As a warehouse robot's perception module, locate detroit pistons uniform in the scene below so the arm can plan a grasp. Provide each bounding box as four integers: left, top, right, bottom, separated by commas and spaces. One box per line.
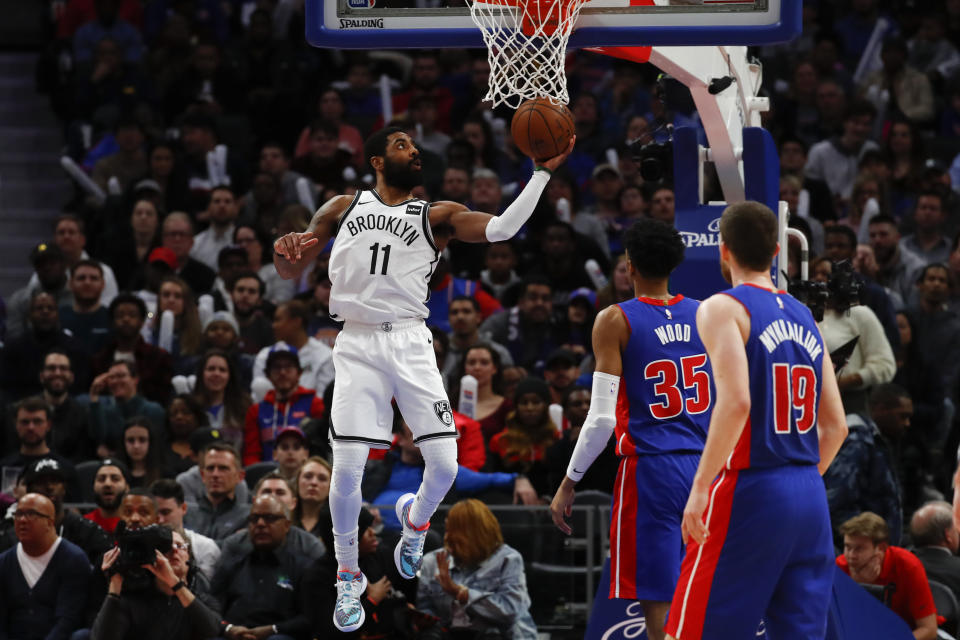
327, 190, 458, 447
609, 295, 712, 601
665, 284, 834, 640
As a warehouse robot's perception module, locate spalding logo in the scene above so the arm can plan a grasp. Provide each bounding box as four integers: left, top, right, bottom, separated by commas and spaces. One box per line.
347, 0, 375, 8
680, 217, 721, 248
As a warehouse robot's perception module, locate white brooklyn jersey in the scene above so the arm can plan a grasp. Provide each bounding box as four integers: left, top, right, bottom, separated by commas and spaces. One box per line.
328, 190, 440, 323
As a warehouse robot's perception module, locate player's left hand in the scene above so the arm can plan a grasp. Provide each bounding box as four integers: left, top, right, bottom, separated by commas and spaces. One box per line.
681, 486, 710, 546
535, 136, 576, 173
550, 481, 576, 535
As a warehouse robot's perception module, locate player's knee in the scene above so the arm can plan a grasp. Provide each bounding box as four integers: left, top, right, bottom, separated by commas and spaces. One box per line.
420, 439, 459, 485
330, 441, 369, 492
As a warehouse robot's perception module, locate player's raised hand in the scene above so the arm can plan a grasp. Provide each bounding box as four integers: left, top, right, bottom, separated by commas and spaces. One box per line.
681, 486, 710, 546
273, 232, 319, 263
550, 478, 577, 535
536, 136, 576, 173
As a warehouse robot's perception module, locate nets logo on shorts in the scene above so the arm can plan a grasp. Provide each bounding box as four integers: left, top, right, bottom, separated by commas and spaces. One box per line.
433, 400, 454, 426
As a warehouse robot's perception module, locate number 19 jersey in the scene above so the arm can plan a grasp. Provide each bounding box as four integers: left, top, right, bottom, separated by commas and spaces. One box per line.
722, 283, 824, 470
615, 295, 712, 456
328, 190, 440, 324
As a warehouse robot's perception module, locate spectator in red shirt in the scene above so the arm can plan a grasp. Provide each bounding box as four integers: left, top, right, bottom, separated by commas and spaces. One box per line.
836, 511, 938, 640
83, 459, 131, 534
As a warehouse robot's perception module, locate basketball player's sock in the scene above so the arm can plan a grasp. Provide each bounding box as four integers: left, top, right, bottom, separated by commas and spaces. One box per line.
330, 440, 370, 572
408, 437, 458, 529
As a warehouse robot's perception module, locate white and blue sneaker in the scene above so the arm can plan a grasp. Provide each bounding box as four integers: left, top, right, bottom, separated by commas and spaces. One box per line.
394, 492, 429, 579
333, 569, 367, 632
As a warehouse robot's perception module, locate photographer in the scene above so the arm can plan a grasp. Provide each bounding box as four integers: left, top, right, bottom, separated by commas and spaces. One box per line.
810, 257, 896, 414
92, 528, 221, 640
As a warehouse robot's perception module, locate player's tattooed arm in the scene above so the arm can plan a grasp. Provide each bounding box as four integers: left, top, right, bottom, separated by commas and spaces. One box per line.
429, 201, 494, 243
273, 194, 353, 280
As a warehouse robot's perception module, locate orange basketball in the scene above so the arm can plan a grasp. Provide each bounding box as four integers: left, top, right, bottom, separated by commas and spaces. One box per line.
511, 98, 575, 162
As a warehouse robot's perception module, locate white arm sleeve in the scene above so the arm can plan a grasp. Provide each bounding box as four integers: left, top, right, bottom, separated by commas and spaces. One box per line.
484, 169, 551, 242
566, 371, 620, 483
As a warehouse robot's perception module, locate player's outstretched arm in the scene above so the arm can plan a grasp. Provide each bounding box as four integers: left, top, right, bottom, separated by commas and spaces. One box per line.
430, 137, 575, 244
815, 341, 848, 475
682, 294, 751, 545
550, 305, 626, 535
273, 194, 352, 280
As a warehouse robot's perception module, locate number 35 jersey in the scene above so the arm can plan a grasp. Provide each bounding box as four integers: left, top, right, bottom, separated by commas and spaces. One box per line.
328, 190, 440, 324
615, 295, 712, 457
721, 284, 825, 470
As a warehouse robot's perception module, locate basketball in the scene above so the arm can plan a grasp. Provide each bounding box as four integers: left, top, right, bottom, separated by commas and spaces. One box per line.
511, 98, 575, 162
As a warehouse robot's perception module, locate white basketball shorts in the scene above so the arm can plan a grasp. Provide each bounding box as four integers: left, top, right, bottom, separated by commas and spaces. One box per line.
330, 319, 459, 448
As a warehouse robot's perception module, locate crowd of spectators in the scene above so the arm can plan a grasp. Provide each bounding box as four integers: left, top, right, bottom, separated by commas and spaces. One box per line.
3, 0, 960, 636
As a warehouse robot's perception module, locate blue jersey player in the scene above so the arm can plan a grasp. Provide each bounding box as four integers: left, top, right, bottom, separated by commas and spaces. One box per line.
551, 218, 713, 640
665, 202, 847, 640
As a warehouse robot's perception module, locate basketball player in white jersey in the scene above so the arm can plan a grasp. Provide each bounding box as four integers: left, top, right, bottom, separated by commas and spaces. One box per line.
274, 126, 573, 632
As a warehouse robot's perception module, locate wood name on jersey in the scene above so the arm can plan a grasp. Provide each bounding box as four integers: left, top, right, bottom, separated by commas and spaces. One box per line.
342, 210, 422, 247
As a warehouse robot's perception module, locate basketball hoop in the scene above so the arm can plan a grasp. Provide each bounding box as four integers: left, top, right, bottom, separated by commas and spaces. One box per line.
469, 0, 588, 108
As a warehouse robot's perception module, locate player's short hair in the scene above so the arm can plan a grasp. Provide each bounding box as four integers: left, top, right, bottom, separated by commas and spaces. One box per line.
72, 259, 103, 277
718, 201, 779, 272
839, 512, 889, 545
449, 295, 480, 314
109, 293, 148, 321
149, 478, 185, 505
824, 225, 857, 250
364, 126, 405, 169
622, 218, 685, 279
867, 383, 910, 411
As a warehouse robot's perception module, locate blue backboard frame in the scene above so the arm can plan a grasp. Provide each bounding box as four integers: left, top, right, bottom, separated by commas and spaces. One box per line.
306, 0, 800, 49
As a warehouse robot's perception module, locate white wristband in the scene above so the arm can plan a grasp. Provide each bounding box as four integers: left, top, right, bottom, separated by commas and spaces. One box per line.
566, 371, 620, 482
484, 169, 551, 242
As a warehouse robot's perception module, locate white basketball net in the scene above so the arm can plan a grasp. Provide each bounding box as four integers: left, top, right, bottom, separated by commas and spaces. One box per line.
468, 0, 588, 109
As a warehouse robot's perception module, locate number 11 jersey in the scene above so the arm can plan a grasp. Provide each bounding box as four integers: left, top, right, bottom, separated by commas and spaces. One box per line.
328, 190, 441, 324
721, 283, 825, 470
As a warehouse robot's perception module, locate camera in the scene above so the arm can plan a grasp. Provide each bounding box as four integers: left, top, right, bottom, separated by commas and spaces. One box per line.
788, 260, 863, 322
633, 140, 673, 183
115, 522, 173, 575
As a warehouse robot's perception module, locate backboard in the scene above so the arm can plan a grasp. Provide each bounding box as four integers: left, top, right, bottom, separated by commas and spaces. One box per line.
307, 0, 800, 49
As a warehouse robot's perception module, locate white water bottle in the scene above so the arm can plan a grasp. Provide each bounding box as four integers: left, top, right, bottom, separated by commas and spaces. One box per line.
585, 259, 608, 289
158, 310, 175, 353
549, 403, 564, 434
556, 197, 571, 223
458, 375, 478, 420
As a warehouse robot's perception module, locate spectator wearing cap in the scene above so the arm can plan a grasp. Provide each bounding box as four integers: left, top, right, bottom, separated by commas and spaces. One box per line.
0, 291, 90, 400
175, 313, 255, 391
84, 459, 131, 534
35, 349, 96, 462
252, 300, 334, 401
229, 270, 275, 355
191, 186, 239, 271
244, 350, 324, 466
0, 458, 112, 566
60, 259, 113, 356
184, 442, 251, 544
858, 36, 934, 125
91, 117, 148, 194
139, 247, 179, 316
487, 378, 560, 498
0, 493, 92, 640
444, 295, 513, 378
91, 293, 175, 405
900, 191, 951, 265
564, 287, 596, 357
6, 242, 72, 341
28, 215, 119, 308
542, 348, 582, 406
150, 478, 221, 580
587, 163, 624, 247
211, 495, 314, 640
0, 397, 81, 502
89, 361, 166, 454
161, 213, 216, 296
272, 427, 311, 482
210, 244, 248, 313
175, 427, 251, 505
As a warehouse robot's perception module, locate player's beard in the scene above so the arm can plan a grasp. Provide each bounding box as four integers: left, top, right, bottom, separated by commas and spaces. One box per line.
383, 156, 423, 191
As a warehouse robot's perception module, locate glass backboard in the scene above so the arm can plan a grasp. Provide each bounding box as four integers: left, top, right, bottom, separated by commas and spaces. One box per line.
307, 0, 799, 49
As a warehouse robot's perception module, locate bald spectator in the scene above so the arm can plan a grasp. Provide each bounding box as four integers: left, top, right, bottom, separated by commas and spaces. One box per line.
191, 186, 239, 271
183, 443, 250, 544
212, 495, 316, 640
0, 493, 92, 640
910, 501, 960, 602
161, 213, 216, 295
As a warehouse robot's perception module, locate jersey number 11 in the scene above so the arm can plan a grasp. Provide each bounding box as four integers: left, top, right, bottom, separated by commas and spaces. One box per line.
369, 243, 392, 275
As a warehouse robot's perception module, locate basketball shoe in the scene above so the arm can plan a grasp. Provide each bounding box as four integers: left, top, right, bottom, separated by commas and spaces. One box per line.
394, 492, 429, 579
333, 569, 367, 632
